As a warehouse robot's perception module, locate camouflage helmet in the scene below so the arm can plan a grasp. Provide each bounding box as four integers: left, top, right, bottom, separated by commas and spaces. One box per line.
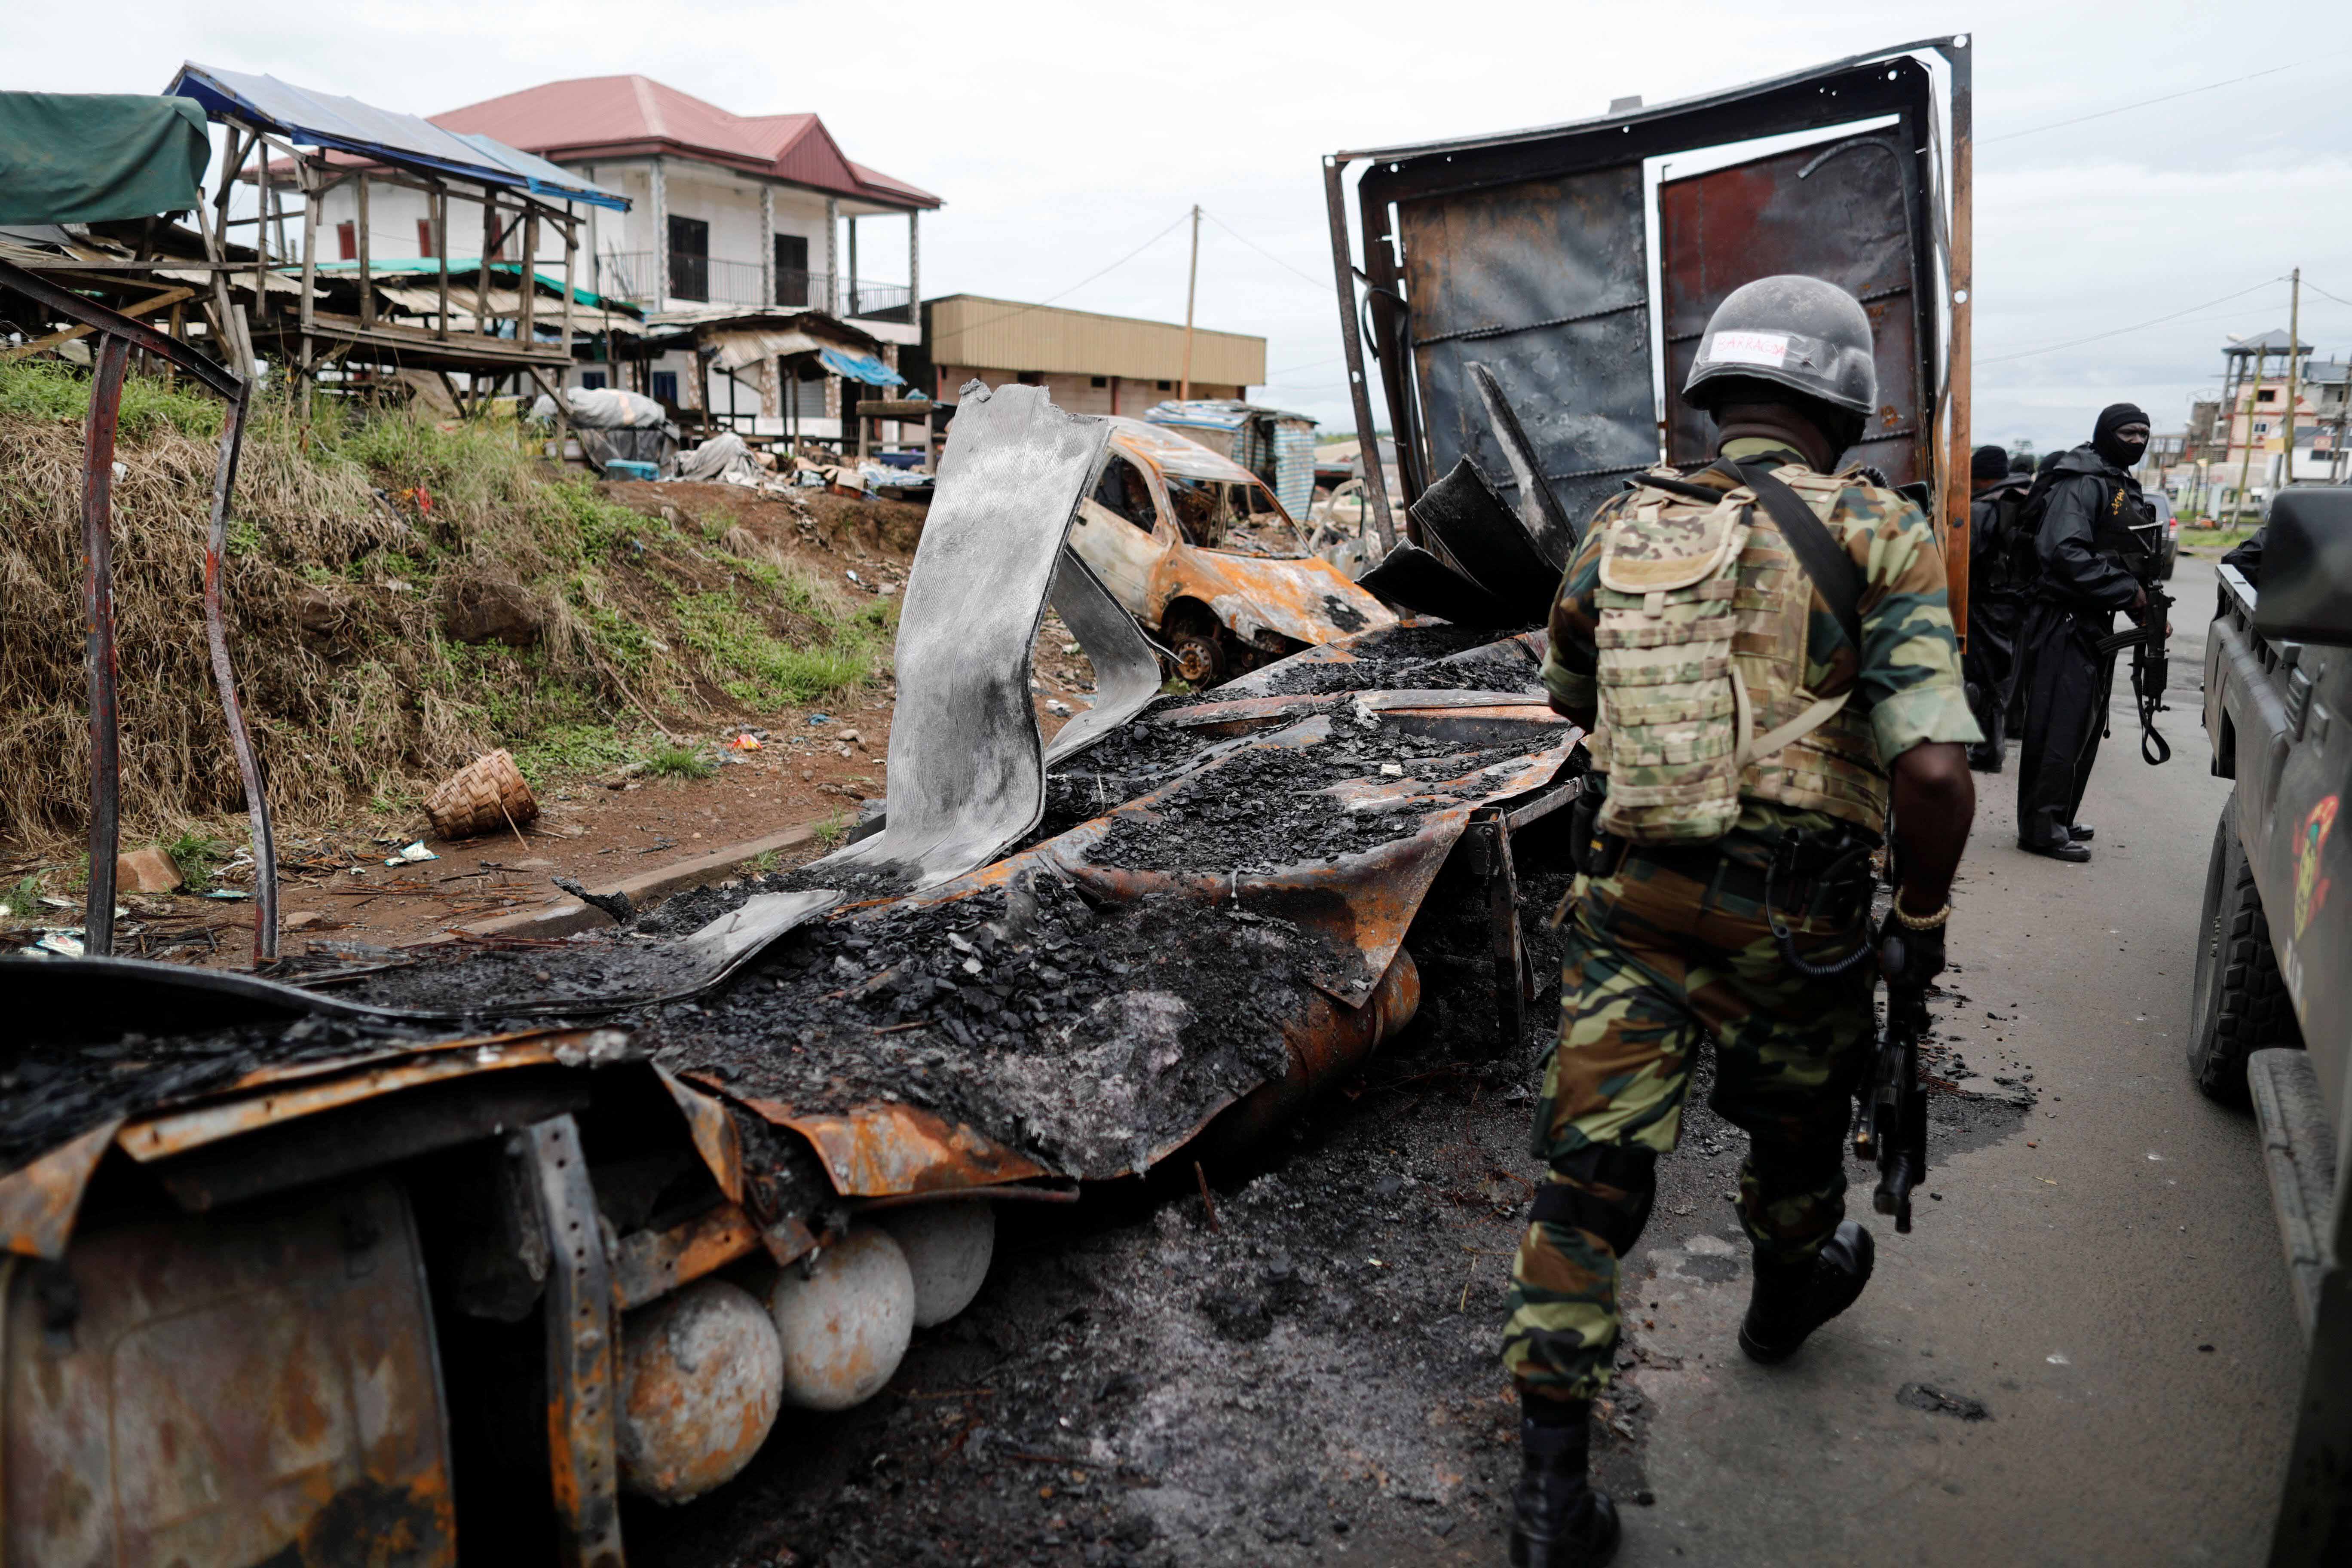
1682, 275, 1877, 419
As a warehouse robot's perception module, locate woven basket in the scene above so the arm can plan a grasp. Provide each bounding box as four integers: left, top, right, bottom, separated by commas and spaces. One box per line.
425, 748, 540, 841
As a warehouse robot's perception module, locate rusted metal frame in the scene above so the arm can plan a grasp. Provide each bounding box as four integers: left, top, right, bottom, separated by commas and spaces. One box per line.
527, 1114, 628, 1568
1468, 805, 1534, 1056
202, 383, 279, 960
1322, 156, 1396, 553
0, 259, 242, 398
1936, 36, 1974, 646
80, 335, 130, 955
0, 284, 194, 363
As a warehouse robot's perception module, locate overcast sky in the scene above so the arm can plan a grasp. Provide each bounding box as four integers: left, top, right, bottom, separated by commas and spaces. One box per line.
13, 0, 2351, 455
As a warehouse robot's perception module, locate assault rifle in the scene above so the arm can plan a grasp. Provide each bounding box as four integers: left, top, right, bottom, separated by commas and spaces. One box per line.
1856, 928, 1930, 1233
2096, 586, 2174, 766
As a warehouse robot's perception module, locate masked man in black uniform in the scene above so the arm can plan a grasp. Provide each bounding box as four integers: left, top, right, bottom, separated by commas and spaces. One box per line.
1963, 445, 2034, 770
2013, 404, 2156, 861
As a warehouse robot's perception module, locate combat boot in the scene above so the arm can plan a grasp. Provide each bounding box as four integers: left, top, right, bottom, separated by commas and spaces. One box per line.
1508, 1405, 1620, 1567
1738, 1221, 1875, 1364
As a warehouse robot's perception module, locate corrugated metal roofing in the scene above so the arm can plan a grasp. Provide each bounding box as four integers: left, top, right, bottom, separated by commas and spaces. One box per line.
927, 296, 1264, 386
432, 76, 940, 210
169, 63, 628, 210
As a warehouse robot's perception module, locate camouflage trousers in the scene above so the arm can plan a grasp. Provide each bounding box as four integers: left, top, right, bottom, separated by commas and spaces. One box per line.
1501, 844, 1877, 1405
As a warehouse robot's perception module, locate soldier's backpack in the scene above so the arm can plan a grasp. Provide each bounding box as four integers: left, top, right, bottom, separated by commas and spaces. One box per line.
1589, 461, 1867, 844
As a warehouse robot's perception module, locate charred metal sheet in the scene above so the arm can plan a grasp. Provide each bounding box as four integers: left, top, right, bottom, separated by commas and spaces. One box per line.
656, 1066, 745, 1205
1396, 161, 1656, 527
1, 1179, 457, 1568
528, 1115, 628, 1568
806, 382, 1109, 895
719, 1094, 1053, 1200
115, 1030, 622, 1164
1660, 134, 1926, 483
150, 1069, 593, 1214
1360, 543, 1520, 627
0, 1117, 122, 1260
1043, 547, 1163, 767
614, 1203, 765, 1311
9, 952, 380, 1042
1407, 457, 1559, 624
1151, 547, 1390, 649
1468, 361, 1577, 564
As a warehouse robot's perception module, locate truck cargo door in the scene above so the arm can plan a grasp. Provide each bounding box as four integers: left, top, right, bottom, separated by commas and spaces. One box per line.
1659, 135, 1929, 485
1395, 163, 1659, 533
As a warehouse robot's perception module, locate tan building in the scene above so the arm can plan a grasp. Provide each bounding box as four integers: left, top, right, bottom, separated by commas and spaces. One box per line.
910, 294, 1264, 413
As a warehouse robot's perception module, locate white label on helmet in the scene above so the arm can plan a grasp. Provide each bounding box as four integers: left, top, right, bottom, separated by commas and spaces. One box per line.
1705, 330, 1791, 368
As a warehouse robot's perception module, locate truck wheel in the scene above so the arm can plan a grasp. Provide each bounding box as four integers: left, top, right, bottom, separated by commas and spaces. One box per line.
1161, 604, 1226, 687
2187, 790, 2303, 1106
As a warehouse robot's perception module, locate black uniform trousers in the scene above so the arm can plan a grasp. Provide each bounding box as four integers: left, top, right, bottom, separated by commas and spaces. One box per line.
1963, 590, 2027, 763
2014, 601, 2114, 849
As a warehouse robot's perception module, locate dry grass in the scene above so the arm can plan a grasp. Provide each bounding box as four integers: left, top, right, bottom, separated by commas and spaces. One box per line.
0, 362, 898, 856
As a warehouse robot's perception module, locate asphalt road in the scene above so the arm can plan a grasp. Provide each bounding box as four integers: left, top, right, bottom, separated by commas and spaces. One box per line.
1617, 556, 2307, 1566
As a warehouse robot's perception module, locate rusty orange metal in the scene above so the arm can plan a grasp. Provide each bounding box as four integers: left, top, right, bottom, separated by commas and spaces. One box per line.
655, 1065, 745, 1204
613, 1203, 766, 1311
113, 1029, 624, 1164
712, 1093, 1052, 1199
0, 1116, 125, 1260
2, 1179, 456, 1567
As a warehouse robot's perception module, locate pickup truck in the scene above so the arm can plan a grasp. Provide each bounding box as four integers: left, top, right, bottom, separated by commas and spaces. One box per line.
2196, 487, 2352, 1564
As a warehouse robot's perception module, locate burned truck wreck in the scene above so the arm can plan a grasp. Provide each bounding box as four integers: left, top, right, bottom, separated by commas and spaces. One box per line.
1, 381, 1584, 1567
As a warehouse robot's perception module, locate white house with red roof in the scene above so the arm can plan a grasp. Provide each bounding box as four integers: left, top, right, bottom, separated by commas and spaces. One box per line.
306, 74, 938, 428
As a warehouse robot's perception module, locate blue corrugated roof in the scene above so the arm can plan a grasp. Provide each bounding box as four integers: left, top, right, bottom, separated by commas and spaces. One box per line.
167, 63, 629, 211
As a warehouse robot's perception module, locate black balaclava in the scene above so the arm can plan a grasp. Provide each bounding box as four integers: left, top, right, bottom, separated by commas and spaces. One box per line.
2093, 402, 2150, 468
2009, 452, 2035, 475
1972, 444, 2009, 483
2036, 449, 2065, 477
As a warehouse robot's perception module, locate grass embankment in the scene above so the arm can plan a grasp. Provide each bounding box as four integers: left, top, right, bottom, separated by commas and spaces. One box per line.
0, 361, 895, 855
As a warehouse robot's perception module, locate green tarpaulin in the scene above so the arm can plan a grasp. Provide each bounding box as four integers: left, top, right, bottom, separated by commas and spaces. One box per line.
0, 93, 209, 225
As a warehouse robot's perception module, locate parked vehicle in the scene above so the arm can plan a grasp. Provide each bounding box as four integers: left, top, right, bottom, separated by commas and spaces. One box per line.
1069, 417, 1396, 685
2196, 487, 2352, 1564
2150, 490, 2179, 579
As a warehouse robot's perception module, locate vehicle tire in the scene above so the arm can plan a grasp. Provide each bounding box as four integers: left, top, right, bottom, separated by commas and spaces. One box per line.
1162, 604, 1226, 687
2187, 790, 2303, 1106
2163, 543, 2178, 581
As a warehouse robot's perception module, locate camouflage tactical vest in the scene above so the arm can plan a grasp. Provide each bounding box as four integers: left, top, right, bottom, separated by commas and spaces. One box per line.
1588, 464, 1890, 842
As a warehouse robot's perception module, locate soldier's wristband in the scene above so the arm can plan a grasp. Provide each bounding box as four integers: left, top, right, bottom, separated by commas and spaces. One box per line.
1892, 898, 1951, 931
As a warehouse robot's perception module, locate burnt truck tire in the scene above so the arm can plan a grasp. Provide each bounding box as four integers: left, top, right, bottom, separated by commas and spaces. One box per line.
2188, 790, 2304, 1106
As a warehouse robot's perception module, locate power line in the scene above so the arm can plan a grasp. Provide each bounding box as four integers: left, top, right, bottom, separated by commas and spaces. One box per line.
1982, 52, 2352, 144
928, 210, 1194, 349
2304, 279, 2352, 311
1976, 278, 2289, 365
1199, 210, 1332, 292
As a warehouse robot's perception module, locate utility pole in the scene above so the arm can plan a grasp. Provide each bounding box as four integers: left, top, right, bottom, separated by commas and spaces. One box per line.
2285, 267, 2302, 486
1179, 204, 1200, 402
2233, 343, 2266, 526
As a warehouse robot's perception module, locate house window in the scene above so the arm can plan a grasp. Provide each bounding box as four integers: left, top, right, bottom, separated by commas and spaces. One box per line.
1156, 380, 1172, 391
337, 221, 356, 261
1016, 371, 1043, 386
652, 370, 679, 404
416, 217, 438, 258
580, 370, 608, 390
1090, 376, 1108, 388
2257, 389, 2277, 403
668, 215, 710, 302
2255, 421, 2270, 435
774, 233, 810, 306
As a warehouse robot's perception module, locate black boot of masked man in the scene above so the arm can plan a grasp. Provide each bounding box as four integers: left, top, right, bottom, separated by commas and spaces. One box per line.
1503, 274, 1977, 1564
2014, 404, 2155, 861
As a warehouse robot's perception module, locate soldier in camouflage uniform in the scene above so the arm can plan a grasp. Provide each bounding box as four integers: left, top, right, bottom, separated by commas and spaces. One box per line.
1500, 277, 1981, 1567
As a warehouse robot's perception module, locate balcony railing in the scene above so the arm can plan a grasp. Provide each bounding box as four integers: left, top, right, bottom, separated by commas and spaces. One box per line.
593, 251, 911, 322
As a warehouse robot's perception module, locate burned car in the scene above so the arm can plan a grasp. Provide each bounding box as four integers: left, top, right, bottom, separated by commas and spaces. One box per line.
1070, 416, 1395, 684
2, 382, 1574, 1567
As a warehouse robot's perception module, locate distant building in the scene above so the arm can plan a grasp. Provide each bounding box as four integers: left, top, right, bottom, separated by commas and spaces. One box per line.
908, 296, 1264, 413
2159, 330, 2339, 516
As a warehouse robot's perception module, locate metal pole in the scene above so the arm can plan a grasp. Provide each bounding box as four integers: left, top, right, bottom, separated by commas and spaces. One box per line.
80, 335, 130, 956
200, 384, 276, 962
2235, 346, 2266, 525
1179, 204, 1200, 402
2285, 268, 2302, 486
